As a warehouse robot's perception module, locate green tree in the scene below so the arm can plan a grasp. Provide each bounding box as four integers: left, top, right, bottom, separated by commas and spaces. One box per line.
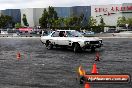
63, 16, 82, 27
63, 17, 71, 27
39, 9, 48, 28
48, 6, 59, 28
0, 14, 12, 28
79, 13, 84, 25
39, 6, 58, 28
15, 23, 22, 29
79, 13, 84, 21
99, 17, 105, 26
22, 14, 29, 27
69, 14, 85, 27
88, 16, 97, 26
67, 16, 77, 26
117, 16, 126, 26
52, 17, 64, 27
126, 18, 132, 27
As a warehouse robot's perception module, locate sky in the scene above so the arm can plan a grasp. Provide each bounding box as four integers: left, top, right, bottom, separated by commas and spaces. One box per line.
0, 0, 132, 10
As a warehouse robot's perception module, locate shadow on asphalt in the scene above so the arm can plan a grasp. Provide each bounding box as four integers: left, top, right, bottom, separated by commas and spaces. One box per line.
48, 47, 105, 54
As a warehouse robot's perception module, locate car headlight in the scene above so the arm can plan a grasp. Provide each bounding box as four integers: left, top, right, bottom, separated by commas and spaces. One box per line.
84, 41, 90, 45
99, 40, 102, 43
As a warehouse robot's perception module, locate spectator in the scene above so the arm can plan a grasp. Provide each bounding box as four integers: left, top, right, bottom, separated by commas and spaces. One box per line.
59, 31, 66, 37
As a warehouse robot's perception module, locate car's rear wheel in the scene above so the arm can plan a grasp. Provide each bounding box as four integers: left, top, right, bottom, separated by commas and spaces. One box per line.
46, 41, 53, 50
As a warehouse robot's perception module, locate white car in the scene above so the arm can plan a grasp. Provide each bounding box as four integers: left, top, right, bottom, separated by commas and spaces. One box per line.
41, 30, 103, 52
1, 30, 8, 34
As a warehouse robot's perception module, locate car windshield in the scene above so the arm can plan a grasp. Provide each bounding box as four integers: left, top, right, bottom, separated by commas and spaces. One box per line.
66, 31, 83, 37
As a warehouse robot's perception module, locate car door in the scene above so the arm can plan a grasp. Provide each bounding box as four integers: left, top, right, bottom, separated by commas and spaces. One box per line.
51, 31, 60, 45
57, 31, 69, 45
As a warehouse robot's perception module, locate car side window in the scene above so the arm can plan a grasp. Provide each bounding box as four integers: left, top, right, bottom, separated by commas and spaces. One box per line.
66, 31, 73, 37
52, 31, 59, 37
59, 31, 66, 37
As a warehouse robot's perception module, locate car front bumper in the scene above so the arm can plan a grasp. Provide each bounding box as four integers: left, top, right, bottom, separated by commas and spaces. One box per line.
82, 43, 103, 49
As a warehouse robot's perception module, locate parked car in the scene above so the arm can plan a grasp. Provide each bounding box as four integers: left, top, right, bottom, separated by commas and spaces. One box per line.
41, 30, 103, 52
30, 31, 37, 34
42, 30, 52, 36
82, 31, 95, 36
1, 29, 8, 34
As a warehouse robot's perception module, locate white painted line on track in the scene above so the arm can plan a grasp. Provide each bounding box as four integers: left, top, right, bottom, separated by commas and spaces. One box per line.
99, 37, 132, 38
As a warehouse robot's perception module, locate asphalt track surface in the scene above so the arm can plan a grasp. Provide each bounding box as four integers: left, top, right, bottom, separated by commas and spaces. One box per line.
0, 37, 132, 88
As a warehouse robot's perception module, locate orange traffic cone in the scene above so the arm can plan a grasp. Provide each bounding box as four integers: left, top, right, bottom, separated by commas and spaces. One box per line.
84, 83, 90, 88
95, 52, 100, 61
78, 65, 86, 76
17, 52, 21, 60
91, 63, 98, 74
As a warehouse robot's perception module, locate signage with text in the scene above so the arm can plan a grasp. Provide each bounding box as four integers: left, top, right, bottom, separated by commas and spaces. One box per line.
95, 6, 132, 13
84, 74, 131, 83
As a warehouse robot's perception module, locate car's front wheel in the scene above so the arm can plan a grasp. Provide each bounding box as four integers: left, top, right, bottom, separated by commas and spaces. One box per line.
46, 41, 53, 50
73, 43, 82, 53
91, 47, 96, 52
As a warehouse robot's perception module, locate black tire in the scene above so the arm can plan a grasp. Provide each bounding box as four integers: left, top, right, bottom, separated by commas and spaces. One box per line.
79, 76, 86, 84
73, 43, 81, 53
46, 41, 53, 50
91, 47, 96, 52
